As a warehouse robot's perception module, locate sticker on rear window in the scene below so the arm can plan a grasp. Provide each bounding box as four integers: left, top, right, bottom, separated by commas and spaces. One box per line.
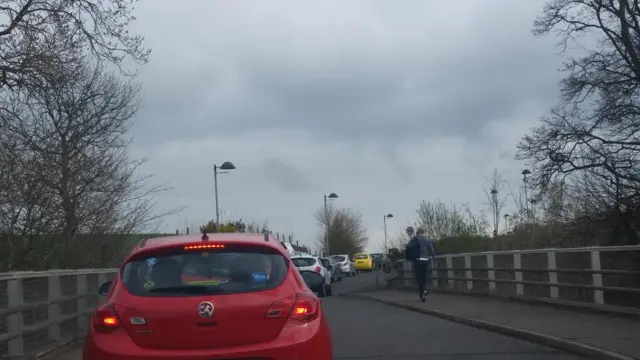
146, 257, 156, 267
252, 272, 267, 283
144, 280, 155, 290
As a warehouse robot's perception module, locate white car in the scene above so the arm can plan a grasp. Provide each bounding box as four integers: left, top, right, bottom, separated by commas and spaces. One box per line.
331, 254, 357, 276
291, 255, 332, 295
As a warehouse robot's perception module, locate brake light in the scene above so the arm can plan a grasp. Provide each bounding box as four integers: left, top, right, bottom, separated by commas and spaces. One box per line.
265, 294, 319, 322
103, 316, 118, 326
93, 304, 121, 333
291, 293, 319, 322
93, 303, 147, 333
314, 266, 321, 273
184, 244, 225, 250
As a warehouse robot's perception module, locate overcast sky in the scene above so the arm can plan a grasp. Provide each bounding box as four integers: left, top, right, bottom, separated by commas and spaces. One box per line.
126, 0, 565, 252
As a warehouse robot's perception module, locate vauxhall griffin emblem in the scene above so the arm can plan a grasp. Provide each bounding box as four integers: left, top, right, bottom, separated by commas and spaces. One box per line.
197, 301, 214, 318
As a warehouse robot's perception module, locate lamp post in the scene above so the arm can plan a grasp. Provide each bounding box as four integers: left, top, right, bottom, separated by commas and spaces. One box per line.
530, 198, 538, 244
521, 169, 531, 222
383, 213, 394, 253
323, 193, 338, 256
214, 161, 236, 227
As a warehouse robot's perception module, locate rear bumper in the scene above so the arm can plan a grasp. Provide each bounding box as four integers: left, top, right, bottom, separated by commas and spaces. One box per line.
339, 264, 351, 273
354, 263, 372, 270
83, 315, 332, 360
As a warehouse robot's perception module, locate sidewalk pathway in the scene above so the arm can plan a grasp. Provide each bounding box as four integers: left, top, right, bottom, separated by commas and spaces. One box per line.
41, 342, 82, 360
343, 290, 640, 360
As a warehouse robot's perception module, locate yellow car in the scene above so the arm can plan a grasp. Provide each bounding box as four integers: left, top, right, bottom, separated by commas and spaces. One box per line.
353, 253, 374, 271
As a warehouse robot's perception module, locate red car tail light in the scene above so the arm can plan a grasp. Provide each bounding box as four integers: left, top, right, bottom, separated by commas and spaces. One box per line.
265, 297, 295, 319
314, 266, 321, 273
291, 293, 319, 322
265, 293, 319, 322
93, 303, 147, 333
93, 304, 121, 333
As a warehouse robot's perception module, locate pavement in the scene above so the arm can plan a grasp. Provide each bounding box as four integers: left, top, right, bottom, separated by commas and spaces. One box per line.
41, 271, 631, 360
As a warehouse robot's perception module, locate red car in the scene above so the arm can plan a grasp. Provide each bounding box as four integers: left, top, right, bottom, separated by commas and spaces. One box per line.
83, 232, 333, 360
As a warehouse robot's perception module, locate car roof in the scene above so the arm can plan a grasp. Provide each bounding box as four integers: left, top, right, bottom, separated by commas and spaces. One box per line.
131, 233, 285, 254
354, 252, 370, 255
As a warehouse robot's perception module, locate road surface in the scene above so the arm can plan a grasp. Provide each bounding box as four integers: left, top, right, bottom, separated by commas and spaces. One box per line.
328, 272, 584, 359
50, 271, 585, 360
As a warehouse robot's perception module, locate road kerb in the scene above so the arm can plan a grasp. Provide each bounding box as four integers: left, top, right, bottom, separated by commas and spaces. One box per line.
340, 293, 636, 360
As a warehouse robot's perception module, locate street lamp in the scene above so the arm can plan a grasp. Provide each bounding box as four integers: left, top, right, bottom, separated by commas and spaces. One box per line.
323, 192, 339, 256
214, 161, 236, 227
490, 189, 498, 236
383, 213, 394, 253
521, 169, 531, 222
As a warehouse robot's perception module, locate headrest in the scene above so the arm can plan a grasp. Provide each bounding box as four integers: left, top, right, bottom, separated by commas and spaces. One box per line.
229, 254, 265, 283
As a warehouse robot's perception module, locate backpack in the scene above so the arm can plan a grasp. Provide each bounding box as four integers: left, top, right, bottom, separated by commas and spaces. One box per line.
404, 237, 418, 261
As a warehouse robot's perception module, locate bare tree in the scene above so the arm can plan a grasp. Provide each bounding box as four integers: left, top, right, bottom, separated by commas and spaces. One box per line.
416, 200, 487, 240
0, 0, 150, 90
0, 59, 179, 268
507, 179, 531, 227
483, 169, 508, 237
516, 0, 640, 244
315, 205, 368, 255
519, 0, 640, 197
387, 227, 415, 250
0, 138, 62, 270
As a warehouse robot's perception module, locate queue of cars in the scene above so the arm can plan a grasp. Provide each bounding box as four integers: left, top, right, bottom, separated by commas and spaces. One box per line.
86, 232, 380, 360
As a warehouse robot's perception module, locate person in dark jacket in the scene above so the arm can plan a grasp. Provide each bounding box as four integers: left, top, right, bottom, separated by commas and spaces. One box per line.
405, 227, 437, 302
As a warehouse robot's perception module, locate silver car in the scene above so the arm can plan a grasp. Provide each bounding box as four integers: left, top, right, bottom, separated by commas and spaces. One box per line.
320, 257, 342, 282
331, 254, 356, 277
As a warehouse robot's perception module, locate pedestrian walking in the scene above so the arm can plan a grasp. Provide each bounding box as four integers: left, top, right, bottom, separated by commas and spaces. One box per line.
404, 227, 437, 302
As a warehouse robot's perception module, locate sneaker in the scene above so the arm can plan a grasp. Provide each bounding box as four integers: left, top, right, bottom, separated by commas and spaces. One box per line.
420, 290, 428, 302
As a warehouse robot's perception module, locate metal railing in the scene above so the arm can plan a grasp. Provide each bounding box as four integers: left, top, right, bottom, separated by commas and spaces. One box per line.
2, 245, 639, 358
391, 245, 640, 310
0, 269, 117, 359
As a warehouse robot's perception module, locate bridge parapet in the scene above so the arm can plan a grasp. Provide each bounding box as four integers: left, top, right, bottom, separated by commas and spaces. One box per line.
0, 269, 117, 359
392, 245, 640, 311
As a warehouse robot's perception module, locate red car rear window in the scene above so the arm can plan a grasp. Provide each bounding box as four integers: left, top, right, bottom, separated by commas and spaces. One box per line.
121, 247, 288, 297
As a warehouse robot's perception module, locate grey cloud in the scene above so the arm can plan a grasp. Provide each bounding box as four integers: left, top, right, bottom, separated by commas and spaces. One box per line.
121, 0, 571, 251
260, 158, 316, 193
130, 0, 561, 148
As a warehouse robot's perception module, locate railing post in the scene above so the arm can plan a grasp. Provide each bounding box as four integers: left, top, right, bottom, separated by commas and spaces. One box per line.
402, 261, 413, 287
7, 278, 24, 357
431, 258, 438, 288
77, 274, 88, 331
486, 253, 496, 293
446, 256, 454, 289
464, 255, 473, 291
97, 273, 107, 305
48, 275, 61, 341
590, 250, 604, 304
513, 252, 524, 296
547, 251, 559, 299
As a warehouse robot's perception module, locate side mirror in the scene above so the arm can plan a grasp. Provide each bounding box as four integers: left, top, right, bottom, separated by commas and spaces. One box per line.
98, 281, 112, 296
299, 270, 326, 297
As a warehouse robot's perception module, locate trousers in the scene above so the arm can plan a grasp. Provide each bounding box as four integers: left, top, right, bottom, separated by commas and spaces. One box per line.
413, 260, 430, 295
